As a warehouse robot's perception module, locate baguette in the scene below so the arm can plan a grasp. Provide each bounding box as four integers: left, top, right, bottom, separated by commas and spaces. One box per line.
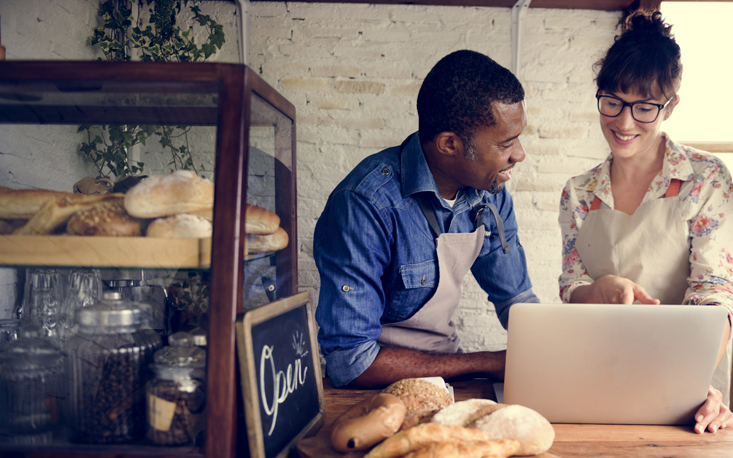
0, 188, 73, 220
364, 423, 495, 458
14, 193, 124, 235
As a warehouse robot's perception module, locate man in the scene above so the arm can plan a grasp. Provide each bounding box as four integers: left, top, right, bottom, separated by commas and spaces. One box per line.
313, 50, 539, 388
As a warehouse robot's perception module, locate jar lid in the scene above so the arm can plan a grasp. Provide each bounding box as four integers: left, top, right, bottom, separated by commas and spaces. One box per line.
150, 363, 199, 381
189, 327, 207, 347
168, 331, 192, 347
76, 303, 142, 327
153, 345, 206, 367
2, 327, 63, 369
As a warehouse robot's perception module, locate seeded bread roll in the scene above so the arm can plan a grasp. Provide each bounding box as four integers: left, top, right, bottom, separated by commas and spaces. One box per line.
245, 203, 280, 235
66, 198, 142, 237
381, 379, 453, 416
124, 171, 214, 219
146, 214, 212, 238
0, 188, 73, 220
247, 227, 288, 254
14, 193, 125, 235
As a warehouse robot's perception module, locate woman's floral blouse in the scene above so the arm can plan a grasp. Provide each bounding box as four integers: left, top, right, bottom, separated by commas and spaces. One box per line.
558, 135, 733, 316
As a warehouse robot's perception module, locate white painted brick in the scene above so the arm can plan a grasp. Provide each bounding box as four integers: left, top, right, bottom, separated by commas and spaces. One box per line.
282, 77, 332, 93
364, 64, 413, 80
311, 65, 362, 78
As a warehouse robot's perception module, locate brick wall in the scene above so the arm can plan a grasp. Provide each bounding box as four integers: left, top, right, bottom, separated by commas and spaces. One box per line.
249, 2, 620, 351
0, 1, 621, 353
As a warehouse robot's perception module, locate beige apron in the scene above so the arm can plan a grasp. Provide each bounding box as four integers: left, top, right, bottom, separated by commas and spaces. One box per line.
576, 179, 731, 405
378, 196, 487, 353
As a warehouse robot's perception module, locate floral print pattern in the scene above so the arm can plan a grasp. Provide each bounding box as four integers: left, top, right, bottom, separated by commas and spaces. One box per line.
558, 135, 733, 315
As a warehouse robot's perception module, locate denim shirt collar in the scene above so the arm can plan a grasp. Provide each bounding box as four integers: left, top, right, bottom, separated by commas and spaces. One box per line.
400, 132, 485, 210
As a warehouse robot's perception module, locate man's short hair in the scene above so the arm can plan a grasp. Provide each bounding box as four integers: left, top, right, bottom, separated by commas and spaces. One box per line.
417, 50, 525, 145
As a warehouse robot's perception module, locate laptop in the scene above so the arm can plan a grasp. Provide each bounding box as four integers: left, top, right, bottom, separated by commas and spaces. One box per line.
502, 302, 728, 425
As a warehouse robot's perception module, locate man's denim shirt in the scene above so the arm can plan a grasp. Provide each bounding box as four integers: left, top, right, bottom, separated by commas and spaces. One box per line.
314, 133, 538, 387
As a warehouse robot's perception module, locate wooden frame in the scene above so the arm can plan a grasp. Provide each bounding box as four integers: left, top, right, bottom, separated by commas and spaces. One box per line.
0, 61, 298, 458
235, 291, 325, 458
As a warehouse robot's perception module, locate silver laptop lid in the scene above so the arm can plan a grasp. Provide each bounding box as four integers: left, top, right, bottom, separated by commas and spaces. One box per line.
504, 303, 728, 425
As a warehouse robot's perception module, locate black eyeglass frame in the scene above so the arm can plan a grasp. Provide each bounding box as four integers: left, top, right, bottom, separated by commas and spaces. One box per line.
595, 92, 673, 123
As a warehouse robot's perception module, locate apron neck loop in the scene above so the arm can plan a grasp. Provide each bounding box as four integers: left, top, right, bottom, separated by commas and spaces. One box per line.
473, 199, 511, 254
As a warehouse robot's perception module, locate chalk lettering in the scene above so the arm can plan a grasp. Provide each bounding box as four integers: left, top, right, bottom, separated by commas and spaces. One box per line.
259, 343, 310, 436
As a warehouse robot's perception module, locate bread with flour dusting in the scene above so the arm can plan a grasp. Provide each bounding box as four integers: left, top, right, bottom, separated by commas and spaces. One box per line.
124, 171, 214, 219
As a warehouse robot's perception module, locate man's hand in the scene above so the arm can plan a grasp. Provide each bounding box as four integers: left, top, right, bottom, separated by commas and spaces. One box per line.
694, 385, 732, 433
571, 275, 660, 304
347, 346, 506, 389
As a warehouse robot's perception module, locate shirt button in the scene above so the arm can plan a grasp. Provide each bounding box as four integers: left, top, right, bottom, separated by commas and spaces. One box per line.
421, 275, 426, 285
341, 285, 351, 292
382, 167, 389, 175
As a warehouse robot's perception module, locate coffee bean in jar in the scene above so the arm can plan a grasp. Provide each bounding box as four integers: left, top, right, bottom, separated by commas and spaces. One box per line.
65, 291, 161, 443
146, 344, 205, 445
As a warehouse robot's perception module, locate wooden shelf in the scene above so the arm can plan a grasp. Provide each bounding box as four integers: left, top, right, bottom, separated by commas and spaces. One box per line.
0, 235, 212, 269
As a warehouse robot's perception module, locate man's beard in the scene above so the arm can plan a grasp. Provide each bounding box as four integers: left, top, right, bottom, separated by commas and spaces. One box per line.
464, 139, 505, 195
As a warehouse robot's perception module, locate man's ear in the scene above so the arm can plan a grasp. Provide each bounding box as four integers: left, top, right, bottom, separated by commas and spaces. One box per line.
434, 131, 463, 157
663, 94, 680, 121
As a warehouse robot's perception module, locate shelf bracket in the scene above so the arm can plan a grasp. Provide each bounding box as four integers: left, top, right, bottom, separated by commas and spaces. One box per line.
511, 0, 532, 78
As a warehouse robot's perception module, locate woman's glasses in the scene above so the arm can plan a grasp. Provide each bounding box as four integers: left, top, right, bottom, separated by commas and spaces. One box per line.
596, 93, 672, 123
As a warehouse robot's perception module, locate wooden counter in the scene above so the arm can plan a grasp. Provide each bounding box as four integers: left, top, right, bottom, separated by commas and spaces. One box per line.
297, 378, 733, 458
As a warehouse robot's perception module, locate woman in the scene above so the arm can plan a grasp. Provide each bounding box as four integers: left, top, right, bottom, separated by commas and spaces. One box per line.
559, 10, 733, 434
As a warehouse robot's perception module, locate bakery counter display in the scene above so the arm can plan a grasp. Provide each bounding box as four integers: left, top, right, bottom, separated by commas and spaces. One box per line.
297, 378, 554, 458
0, 172, 290, 269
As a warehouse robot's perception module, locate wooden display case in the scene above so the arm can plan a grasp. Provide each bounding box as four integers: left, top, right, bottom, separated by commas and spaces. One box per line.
0, 61, 297, 458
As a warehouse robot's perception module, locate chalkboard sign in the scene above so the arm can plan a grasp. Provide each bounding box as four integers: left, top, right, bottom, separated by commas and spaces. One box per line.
235, 291, 324, 458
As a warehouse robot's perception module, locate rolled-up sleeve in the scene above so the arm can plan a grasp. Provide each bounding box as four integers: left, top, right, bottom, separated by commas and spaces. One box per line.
314, 189, 391, 386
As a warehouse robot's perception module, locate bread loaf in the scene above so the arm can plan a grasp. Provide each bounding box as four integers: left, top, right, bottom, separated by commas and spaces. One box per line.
402, 439, 520, 458
124, 171, 214, 219
14, 193, 125, 235
430, 398, 554, 456
247, 227, 288, 254
245, 203, 280, 235
0, 188, 73, 219
430, 399, 498, 428
66, 198, 142, 237
381, 379, 453, 416
146, 214, 212, 238
470, 404, 554, 456
363, 423, 498, 458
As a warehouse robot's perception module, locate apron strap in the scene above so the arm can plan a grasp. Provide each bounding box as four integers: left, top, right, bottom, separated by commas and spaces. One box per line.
589, 178, 684, 212
415, 193, 442, 237
480, 202, 511, 254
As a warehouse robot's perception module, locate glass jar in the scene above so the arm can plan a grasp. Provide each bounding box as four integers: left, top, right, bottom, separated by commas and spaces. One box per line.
65, 291, 161, 443
0, 326, 64, 444
0, 319, 20, 352
146, 346, 206, 446
59, 269, 102, 341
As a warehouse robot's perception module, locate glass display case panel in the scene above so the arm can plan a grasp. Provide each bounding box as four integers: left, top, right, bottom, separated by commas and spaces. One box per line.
243, 93, 295, 311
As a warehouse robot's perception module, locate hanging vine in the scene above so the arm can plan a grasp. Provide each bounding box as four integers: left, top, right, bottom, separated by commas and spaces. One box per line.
79, 0, 225, 180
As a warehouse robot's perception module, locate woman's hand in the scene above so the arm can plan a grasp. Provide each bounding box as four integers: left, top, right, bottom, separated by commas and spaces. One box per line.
571, 275, 660, 304
695, 386, 732, 433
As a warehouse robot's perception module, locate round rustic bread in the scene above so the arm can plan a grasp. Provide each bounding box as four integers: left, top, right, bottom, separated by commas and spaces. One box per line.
66, 199, 142, 237
124, 170, 214, 219
430, 398, 498, 427
247, 227, 288, 253
146, 214, 212, 238
381, 378, 453, 416
471, 404, 554, 456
